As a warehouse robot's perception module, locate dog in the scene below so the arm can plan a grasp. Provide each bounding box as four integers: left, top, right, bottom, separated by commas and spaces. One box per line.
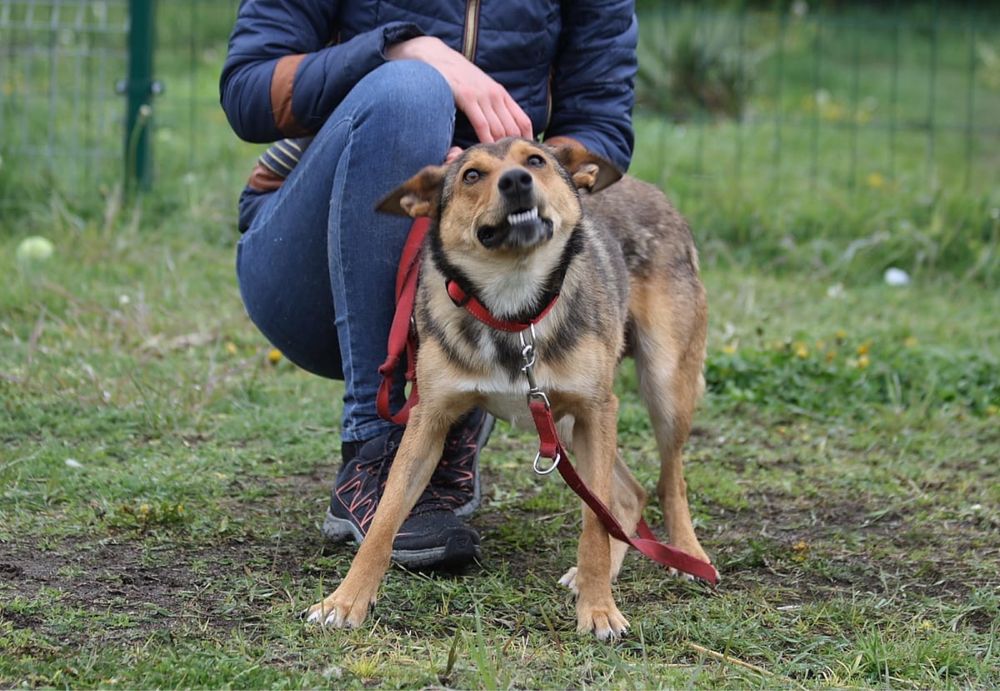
306, 137, 715, 639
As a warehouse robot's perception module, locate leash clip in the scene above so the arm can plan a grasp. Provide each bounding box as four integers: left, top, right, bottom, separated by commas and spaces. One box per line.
519, 324, 539, 393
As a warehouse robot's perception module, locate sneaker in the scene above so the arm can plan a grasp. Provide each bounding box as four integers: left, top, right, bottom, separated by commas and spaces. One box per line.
428, 408, 494, 517
321, 410, 494, 568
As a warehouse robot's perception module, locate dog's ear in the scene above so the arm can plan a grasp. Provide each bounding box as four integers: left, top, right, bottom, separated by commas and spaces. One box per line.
376, 165, 447, 217
546, 137, 623, 193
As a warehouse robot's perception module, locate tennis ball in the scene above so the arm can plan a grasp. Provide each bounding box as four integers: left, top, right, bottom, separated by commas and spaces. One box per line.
16, 236, 55, 263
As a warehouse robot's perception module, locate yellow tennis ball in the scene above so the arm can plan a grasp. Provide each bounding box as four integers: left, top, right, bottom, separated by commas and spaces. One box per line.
16, 236, 55, 262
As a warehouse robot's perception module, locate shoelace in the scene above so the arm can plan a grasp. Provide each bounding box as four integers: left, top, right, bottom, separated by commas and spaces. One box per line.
358, 436, 454, 517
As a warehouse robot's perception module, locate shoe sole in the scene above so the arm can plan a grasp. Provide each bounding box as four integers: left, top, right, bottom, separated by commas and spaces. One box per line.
322, 509, 481, 568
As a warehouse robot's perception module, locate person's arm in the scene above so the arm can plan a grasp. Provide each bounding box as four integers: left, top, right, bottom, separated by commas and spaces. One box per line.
545, 0, 638, 172
220, 0, 422, 142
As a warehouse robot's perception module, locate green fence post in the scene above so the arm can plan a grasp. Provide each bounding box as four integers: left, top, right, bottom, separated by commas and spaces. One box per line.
125, 0, 157, 191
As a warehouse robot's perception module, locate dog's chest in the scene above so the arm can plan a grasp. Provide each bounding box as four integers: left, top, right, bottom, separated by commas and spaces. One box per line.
453, 368, 593, 430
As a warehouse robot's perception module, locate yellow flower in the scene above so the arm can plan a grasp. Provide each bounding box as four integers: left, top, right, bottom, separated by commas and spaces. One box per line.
138, 503, 151, 516
834, 329, 847, 343
176, 504, 184, 515
857, 354, 871, 369
856, 341, 871, 356
904, 336, 918, 348
919, 619, 935, 632
793, 341, 809, 359
722, 342, 738, 355
866, 172, 886, 190
986, 404, 999, 417
267, 348, 283, 364
825, 350, 837, 363
225, 341, 238, 355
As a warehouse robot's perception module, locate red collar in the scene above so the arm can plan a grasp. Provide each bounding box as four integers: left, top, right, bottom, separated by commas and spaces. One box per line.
446, 280, 559, 332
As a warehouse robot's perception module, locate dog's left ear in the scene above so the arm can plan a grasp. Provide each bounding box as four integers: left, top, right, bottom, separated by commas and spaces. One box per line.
546, 137, 623, 193
376, 165, 447, 218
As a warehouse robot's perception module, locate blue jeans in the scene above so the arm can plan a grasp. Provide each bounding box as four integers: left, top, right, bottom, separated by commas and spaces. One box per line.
236, 61, 455, 443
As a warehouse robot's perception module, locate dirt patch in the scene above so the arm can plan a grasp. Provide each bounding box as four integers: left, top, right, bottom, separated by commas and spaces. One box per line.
0, 470, 333, 646
0, 532, 316, 645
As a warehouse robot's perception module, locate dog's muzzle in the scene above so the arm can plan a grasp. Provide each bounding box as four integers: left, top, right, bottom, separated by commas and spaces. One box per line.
476, 168, 553, 250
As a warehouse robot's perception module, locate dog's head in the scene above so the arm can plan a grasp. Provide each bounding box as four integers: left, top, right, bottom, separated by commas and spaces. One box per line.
378, 138, 621, 255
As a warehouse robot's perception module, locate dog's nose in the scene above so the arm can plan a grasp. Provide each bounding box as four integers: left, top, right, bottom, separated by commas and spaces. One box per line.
498, 168, 533, 200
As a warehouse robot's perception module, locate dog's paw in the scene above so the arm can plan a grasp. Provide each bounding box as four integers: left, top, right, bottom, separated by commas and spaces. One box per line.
304, 583, 377, 629
669, 563, 721, 584
558, 567, 579, 594
576, 599, 629, 641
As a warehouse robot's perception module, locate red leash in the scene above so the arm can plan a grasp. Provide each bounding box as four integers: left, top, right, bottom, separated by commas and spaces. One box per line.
375, 217, 430, 425
377, 219, 718, 585
528, 394, 719, 585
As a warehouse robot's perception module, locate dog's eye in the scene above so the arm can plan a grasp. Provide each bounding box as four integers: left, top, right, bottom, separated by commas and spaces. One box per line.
526, 154, 545, 168
463, 168, 481, 184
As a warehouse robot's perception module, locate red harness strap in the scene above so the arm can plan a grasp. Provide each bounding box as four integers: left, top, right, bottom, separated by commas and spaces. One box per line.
375, 217, 430, 425
529, 398, 719, 585
446, 280, 559, 333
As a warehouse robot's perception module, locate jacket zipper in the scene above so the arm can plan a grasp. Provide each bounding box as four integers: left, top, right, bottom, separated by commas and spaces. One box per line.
462, 0, 480, 62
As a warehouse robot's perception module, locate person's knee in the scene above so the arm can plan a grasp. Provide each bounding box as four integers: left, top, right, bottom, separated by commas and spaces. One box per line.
354, 61, 454, 147
370, 60, 453, 117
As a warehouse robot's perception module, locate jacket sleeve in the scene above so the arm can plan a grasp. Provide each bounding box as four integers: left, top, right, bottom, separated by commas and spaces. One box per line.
545, 0, 638, 173
220, 0, 422, 143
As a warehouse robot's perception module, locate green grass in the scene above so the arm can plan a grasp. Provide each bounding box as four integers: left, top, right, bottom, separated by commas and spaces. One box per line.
1, 196, 997, 687
2, 3, 999, 688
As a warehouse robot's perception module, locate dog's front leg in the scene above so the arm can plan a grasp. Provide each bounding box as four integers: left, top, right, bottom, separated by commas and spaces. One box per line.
306, 405, 455, 628
571, 395, 629, 640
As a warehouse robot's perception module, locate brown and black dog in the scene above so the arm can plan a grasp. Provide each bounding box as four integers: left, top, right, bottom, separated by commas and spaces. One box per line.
306, 138, 716, 639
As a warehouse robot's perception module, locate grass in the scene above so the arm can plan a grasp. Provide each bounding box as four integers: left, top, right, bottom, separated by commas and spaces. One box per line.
2, 2, 999, 689
2, 197, 997, 687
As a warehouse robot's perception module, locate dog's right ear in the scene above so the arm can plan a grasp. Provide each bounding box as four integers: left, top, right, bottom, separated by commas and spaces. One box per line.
376, 165, 447, 218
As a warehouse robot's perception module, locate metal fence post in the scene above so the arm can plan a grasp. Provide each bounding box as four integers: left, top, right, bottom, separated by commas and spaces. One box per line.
125, 0, 156, 191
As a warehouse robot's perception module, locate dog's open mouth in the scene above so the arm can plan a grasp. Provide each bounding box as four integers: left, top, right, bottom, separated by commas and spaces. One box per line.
478, 206, 553, 250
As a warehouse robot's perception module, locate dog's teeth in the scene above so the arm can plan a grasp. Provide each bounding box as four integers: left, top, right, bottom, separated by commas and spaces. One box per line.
507, 207, 538, 225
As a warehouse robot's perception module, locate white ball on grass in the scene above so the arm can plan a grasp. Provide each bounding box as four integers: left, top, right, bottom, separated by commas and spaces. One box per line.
16, 236, 55, 263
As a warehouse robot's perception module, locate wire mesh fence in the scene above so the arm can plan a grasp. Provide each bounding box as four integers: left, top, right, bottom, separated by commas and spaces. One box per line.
1, 1, 998, 218
632, 3, 1000, 199
0, 0, 129, 200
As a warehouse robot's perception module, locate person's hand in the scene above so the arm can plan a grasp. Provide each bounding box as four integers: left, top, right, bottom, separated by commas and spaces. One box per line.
444, 146, 463, 163
387, 36, 533, 144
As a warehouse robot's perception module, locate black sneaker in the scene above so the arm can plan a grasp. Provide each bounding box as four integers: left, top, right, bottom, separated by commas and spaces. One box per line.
321, 410, 494, 568
428, 408, 494, 517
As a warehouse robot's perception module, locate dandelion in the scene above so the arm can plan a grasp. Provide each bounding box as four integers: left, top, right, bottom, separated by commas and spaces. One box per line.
856, 341, 871, 356
904, 336, 918, 348
225, 341, 238, 355
825, 350, 836, 363
857, 354, 871, 369
267, 348, 283, 364
834, 329, 847, 343
722, 342, 738, 355
866, 172, 886, 190
793, 341, 809, 359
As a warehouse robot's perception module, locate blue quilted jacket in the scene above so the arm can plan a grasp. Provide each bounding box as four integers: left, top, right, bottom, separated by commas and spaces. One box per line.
221, 0, 637, 229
